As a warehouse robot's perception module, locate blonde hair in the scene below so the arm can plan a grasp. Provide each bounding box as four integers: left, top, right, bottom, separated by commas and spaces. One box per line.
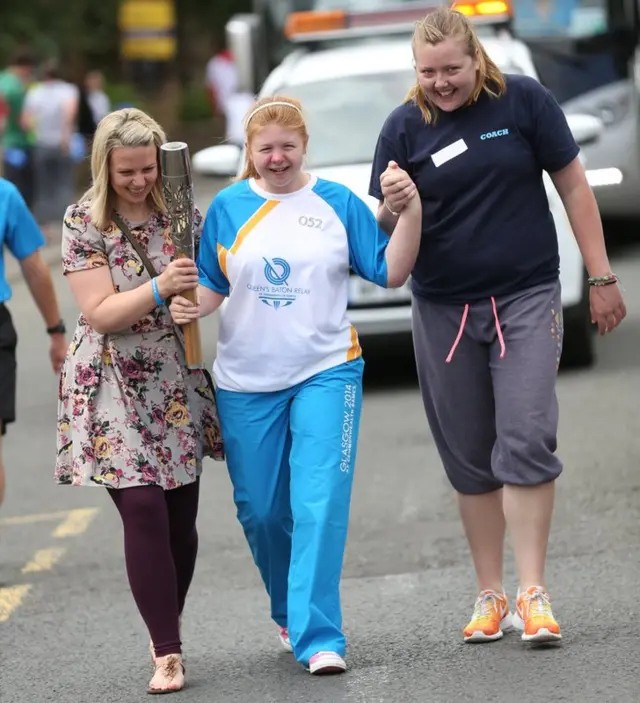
80, 108, 167, 230
238, 96, 309, 181
406, 6, 506, 124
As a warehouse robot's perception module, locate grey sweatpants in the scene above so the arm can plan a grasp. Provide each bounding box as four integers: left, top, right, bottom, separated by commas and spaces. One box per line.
412, 280, 564, 495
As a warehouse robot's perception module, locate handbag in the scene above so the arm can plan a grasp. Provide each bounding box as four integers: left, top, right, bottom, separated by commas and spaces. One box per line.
111, 211, 217, 398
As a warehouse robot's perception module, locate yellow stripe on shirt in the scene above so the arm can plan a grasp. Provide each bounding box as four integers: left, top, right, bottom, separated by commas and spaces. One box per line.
347, 325, 362, 361
217, 243, 229, 279
230, 200, 280, 254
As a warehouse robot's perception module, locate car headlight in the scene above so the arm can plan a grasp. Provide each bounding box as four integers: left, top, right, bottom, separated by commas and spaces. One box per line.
568, 93, 630, 127
593, 96, 629, 125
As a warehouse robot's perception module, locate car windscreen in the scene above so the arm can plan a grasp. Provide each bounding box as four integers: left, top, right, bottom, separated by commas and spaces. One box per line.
281, 71, 414, 168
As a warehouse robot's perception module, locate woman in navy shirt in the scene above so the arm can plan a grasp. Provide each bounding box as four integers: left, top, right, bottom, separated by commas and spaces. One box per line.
370, 6, 625, 645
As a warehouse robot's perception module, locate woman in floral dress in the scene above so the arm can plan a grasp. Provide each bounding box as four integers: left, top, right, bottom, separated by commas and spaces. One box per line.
55, 108, 224, 695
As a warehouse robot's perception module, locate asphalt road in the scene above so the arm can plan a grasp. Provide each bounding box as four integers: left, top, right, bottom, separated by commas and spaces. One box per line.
1, 186, 639, 702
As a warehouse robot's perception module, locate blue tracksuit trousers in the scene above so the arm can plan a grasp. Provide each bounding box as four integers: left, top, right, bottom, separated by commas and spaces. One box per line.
215, 358, 364, 665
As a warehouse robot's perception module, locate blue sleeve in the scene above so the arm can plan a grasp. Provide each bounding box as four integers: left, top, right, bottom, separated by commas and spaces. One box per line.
346, 191, 389, 288
5, 185, 46, 260
368, 109, 410, 201
526, 81, 580, 173
196, 202, 230, 296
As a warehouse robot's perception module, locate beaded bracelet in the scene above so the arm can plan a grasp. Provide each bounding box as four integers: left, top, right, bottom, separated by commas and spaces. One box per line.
151, 276, 164, 305
588, 273, 618, 287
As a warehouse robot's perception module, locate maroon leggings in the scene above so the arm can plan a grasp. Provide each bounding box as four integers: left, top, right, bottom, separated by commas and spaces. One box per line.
108, 478, 200, 657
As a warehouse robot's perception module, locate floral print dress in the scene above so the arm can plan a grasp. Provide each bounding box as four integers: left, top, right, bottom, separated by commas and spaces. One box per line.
55, 201, 224, 491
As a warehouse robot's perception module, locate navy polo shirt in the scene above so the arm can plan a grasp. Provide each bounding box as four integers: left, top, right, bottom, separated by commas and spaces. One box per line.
368, 74, 580, 304
0, 178, 46, 302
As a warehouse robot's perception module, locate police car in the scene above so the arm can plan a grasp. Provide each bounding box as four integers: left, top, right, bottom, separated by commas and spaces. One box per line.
193, 3, 604, 367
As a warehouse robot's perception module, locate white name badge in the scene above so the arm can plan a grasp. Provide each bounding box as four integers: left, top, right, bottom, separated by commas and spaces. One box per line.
431, 139, 468, 167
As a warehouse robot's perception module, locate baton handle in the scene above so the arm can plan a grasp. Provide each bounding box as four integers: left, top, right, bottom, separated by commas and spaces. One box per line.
176, 253, 203, 369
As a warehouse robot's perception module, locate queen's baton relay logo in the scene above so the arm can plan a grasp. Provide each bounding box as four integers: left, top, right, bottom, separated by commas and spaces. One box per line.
246, 256, 311, 309
264, 257, 291, 286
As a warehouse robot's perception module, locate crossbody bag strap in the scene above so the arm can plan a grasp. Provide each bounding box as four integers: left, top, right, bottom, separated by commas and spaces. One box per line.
112, 211, 160, 279
112, 210, 185, 354
112, 211, 216, 393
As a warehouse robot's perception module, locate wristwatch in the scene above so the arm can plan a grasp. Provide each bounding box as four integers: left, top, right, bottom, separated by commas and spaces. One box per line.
47, 321, 66, 335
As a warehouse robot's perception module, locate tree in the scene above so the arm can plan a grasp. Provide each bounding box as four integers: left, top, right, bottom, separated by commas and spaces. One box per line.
0, 0, 252, 129
0, 0, 120, 79
1, 0, 251, 80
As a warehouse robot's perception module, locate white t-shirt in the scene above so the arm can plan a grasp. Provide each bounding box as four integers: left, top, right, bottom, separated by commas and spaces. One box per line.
87, 89, 111, 124
198, 175, 390, 393
206, 54, 237, 106
24, 80, 79, 147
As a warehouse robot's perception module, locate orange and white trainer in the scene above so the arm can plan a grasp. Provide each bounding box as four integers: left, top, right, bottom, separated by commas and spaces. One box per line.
463, 589, 512, 642
513, 585, 562, 643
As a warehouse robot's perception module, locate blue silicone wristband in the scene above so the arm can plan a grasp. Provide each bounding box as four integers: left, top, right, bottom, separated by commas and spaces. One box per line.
151, 277, 164, 306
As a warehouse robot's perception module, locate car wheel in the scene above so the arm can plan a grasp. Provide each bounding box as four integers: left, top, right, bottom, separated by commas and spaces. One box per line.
560, 282, 595, 369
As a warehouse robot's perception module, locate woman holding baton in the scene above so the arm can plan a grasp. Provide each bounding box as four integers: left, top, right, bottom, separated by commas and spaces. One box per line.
55, 108, 224, 694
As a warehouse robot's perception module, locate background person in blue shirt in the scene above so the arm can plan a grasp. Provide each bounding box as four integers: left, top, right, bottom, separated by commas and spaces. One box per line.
369, 6, 625, 646
0, 178, 67, 509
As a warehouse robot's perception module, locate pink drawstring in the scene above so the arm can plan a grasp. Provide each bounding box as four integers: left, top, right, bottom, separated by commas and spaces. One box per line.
444, 297, 506, 363
445, 303, 469, 363
491, 296, 506, 360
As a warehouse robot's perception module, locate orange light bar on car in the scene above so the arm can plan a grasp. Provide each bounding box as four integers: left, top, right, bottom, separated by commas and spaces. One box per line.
284, 10, 347, 38
285, 5, 448, 39
284, 1, 512, 40
452, 0, 511, 17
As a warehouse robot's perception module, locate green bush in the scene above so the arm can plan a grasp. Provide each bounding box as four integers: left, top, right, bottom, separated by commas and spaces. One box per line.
101, 81, 211, 123
178, 84, 212, 122
105, 81, 149, 112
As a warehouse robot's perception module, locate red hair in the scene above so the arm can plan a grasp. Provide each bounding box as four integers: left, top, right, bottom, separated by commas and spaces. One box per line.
238, 96, 309, 180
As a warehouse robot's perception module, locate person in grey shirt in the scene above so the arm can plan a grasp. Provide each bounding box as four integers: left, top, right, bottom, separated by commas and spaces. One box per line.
23, 59, 79, 238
